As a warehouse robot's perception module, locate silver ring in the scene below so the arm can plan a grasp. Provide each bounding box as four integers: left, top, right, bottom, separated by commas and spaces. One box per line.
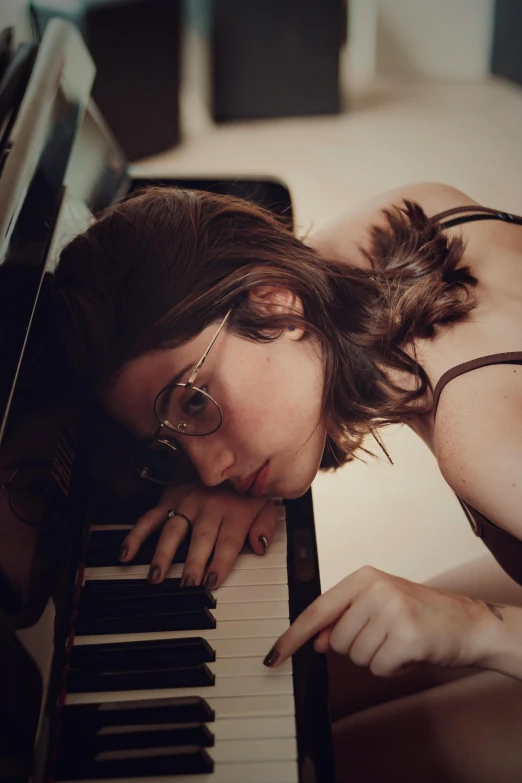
166, 509, 192, 527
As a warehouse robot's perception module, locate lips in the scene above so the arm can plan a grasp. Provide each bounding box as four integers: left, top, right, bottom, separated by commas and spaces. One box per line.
249, 461, 270, 497
236, 461, 269, 495
235, 468, 260, 494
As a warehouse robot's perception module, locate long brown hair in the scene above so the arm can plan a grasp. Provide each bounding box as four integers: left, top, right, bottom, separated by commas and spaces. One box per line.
53, 186, 477, 469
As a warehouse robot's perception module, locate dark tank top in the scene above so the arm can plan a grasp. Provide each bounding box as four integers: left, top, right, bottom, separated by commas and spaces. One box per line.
430, 204, 522, 584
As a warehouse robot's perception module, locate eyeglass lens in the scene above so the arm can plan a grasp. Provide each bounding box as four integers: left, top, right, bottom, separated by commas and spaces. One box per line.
155, 385, 222, 435
133, 437, 199, 486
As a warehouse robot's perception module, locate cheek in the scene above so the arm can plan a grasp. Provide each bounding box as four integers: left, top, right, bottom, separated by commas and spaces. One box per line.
218, 344, 324, 445
226, 376, 321, 444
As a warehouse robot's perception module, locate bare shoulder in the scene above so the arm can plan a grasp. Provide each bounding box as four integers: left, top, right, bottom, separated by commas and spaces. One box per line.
306, 182, 479, 262
435, 363, 522, 538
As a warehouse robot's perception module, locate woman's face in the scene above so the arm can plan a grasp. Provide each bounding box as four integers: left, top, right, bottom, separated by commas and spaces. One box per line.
105, 317, 326, 499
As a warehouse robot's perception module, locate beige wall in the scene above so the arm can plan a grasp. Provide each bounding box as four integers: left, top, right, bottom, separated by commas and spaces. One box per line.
349, 0, 495, 84
0, 0, 32, 44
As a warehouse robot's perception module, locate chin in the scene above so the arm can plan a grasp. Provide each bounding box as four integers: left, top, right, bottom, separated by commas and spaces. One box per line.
274, 466, 316, 500
271, 433, 325, 500
282, 485, 311, 500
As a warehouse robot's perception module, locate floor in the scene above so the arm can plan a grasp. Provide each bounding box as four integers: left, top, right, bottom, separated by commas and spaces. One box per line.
132, 75, 522, 593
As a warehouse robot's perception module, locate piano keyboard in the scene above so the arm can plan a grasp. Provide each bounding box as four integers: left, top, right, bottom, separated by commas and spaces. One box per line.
55, 514, 301, 782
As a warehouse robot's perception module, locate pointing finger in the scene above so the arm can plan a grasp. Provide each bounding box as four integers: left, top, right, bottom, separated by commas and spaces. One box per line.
263, 574, 356, 667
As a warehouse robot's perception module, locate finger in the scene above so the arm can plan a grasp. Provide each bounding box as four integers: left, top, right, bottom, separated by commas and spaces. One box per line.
313, 625, 333, 653
369, 633, 417, 678
327, 601, 372, 658
120, 506, 171, 562
148, 512, 191, 583
181, 510, 223, 587
339, 618, 384, 668
314, 595, 371, 655
366, 635, 403, 678
263, 574, 357, 667
204, 514, 253, 590
248, 499, 279, 555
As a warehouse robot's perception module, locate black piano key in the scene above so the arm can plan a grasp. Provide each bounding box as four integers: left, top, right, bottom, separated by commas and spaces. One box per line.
66, 662, 215, 692
91, 502, 156, 526
59, 724, 214, 751
78, 585, 216, 617
86, 530, 190, 567
85, 529, 254, 568
83, 577, 182, 593
54, 745, 214, 780
70, 638, 215, 671
61, 697, 215, 729
75, 606, 216, 635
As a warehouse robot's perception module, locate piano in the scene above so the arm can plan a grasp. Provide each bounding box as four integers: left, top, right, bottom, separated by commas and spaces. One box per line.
0, 18, 334, 783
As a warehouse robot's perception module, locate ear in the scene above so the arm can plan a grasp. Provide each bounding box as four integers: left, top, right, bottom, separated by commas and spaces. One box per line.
248, 286, 305, 340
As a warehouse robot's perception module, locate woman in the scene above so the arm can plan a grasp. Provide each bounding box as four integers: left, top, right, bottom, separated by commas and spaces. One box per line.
54, 181, 522, 781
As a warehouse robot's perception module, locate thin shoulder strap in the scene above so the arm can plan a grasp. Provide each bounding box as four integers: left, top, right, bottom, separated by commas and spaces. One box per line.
432, 352, 522, 418
430, 205, 522, 229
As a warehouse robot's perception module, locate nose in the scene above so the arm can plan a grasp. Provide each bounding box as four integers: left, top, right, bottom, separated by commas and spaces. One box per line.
182, 434, 235, 488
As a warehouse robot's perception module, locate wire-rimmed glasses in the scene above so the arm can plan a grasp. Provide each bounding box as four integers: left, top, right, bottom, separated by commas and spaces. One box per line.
134, 309, 232, 485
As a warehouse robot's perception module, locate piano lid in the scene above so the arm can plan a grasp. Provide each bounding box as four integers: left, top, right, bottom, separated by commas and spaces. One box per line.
0, 22, 129, 777
0, 18, 128, 447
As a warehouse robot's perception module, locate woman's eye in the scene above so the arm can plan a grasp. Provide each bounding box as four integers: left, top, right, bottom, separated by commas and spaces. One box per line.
184, 389, 208, 416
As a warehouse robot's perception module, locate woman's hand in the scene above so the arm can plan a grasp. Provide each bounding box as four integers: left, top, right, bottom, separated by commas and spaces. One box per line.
264, 566, 495, 676
119, 483, 281, 589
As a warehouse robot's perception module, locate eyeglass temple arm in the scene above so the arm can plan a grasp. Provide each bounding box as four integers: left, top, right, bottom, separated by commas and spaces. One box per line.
186, 308, 232, 386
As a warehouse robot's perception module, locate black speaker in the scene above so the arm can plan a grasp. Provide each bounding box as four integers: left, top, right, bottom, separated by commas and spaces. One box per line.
212, 0, 347, 122
85, 0, 182, 160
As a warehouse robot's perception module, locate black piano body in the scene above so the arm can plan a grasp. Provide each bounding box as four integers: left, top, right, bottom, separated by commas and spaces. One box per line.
0, 19, 334, 783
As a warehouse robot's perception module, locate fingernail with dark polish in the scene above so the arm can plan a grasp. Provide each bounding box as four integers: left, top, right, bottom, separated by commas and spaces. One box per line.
119, 545, 128, 561
148, 565, 160, 583
183, 576, 196, 588
258, 535, 268, 552
263, 646, 280, 667
205, 571, 218, 590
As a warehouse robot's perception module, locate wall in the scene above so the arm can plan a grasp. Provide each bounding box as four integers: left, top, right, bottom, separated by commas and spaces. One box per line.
0, 0, 32, 43
349, 0, 496, 84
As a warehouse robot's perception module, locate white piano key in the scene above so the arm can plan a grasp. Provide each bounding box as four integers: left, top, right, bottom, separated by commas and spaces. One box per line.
214, 583, 289, 602
62, 759, 299, 783
84, 566, 289, 587
213, 714, 296, 740
73, 617, 288, 646
214, 601, 288, 622
206, 694, 296, 719
212, 737, 296, 763
65, 674, 294, 705
212, 636, 281, 659
70, 635, 276, 660
95, 693, 295, 719
210, 656, 291, 676
220, 567, 288, 587
215, 715, 296, 741
173, 761, 299, 783
83, 550, 287, 581
98, 715, 296, 740
93, 737, 296, 764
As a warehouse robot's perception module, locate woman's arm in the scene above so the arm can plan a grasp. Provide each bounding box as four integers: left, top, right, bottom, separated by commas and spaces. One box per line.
479, 603, 522, 680
262, 367, 522, 680
262, 564, 522, 681
433, 364, 522, 679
